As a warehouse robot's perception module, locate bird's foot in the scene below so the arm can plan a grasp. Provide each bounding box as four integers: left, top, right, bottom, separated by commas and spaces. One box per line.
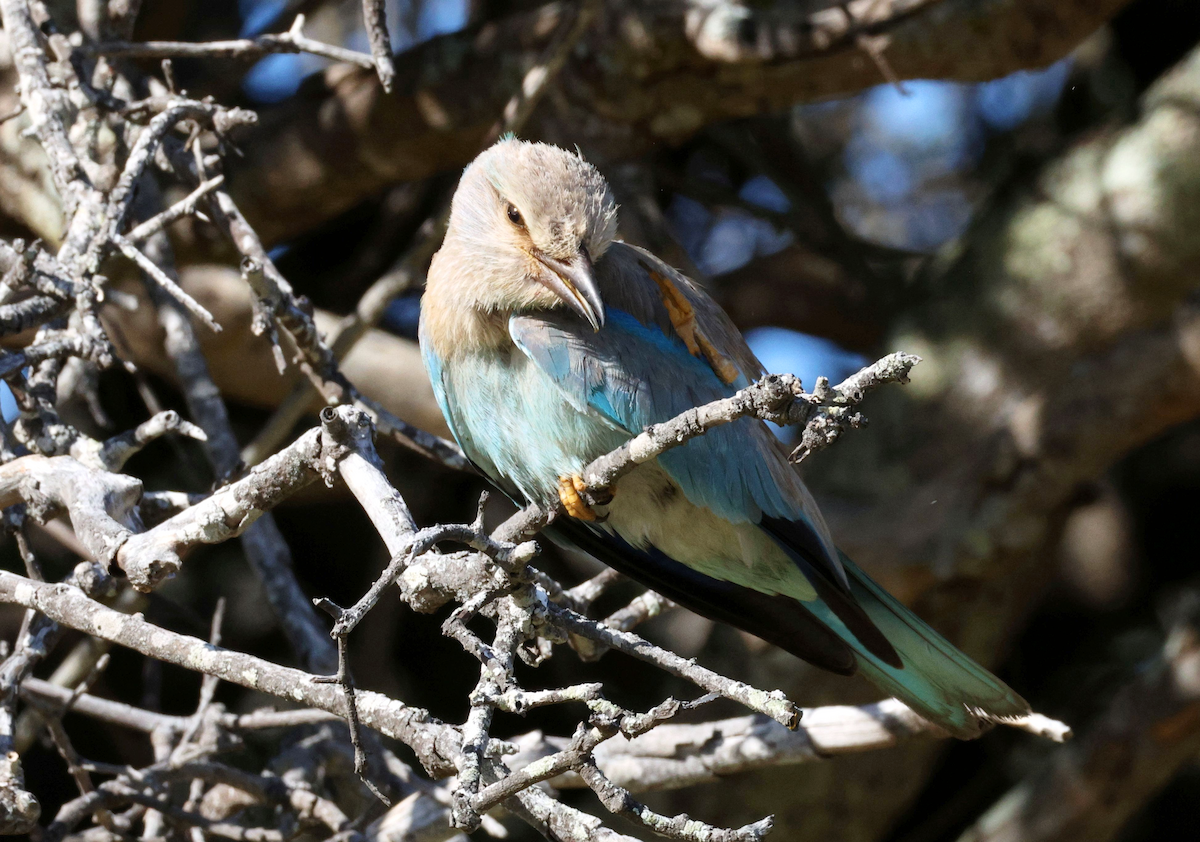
558, 474, 598, 521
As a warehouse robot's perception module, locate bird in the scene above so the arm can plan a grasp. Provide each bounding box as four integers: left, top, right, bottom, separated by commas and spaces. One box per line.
419, 137, 1030, 739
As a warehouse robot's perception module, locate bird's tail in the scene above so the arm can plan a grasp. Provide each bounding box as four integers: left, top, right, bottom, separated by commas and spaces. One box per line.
818, 551, 1031, 739
553, 518, 1042, 739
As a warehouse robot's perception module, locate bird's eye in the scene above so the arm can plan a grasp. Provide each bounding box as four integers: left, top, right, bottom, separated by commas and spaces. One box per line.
506, 204, 524, 227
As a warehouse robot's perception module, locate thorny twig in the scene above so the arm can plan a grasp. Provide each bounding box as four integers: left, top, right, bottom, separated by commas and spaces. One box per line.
125, 174, 225, 243
95, 409, 207, 472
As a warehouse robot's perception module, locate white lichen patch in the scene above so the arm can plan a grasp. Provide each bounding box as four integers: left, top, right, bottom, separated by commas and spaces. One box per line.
401, 564, 431, 590
196, 506, 234, 543
186, 645, 219, 672
14, 582, 35, 606
93, 611, 128, 639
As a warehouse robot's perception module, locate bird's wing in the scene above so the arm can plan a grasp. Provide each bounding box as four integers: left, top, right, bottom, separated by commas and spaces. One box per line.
508, 256, 847, 592
511, 298, 886, 670
549, 518, 859, 675
591, 241, 765, 387
509, 308, 805, 521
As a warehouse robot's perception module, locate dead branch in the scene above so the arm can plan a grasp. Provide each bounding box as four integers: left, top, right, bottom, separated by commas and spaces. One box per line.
90, 14, 377, 70
361, 0, 395, 92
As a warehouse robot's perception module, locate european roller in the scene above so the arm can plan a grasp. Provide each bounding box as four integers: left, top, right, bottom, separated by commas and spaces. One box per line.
420, 138, 1030, 738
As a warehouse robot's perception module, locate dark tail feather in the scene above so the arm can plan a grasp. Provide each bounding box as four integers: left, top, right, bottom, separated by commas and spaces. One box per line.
764, 519, 1031, 738
762, 517, 901, 668
548, 520, 859, 675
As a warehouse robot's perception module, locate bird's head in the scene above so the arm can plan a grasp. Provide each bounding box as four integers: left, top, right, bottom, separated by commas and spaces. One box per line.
438, 138, 618, 331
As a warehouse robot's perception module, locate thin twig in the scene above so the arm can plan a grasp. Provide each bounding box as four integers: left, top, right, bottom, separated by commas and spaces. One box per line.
125, 175, 225, 243
97, 410, 207, 471
112, 233, 222, 332
361, 0, 395, 92
89, 14, 376, 69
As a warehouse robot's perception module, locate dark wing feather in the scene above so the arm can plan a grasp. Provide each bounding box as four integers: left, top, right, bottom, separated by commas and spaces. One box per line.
550, 519, 858, 675
762, 517, 901, 668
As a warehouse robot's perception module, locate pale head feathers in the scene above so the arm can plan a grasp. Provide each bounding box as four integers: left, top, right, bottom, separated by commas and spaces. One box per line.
423, 139, 619, 353
473, 138, 617, 261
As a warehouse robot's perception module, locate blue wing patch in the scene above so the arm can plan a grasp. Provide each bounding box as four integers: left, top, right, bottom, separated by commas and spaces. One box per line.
510, 308, 811, 528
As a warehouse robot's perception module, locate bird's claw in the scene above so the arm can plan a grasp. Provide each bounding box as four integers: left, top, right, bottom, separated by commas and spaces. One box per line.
558, 474, 598, 521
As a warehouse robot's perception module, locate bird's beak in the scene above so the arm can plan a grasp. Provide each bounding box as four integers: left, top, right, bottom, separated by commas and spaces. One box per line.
534, 247, 605, 331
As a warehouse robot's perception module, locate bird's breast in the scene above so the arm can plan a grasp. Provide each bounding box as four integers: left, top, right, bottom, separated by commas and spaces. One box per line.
436, 347, 628, 506
427, 339, 814, 602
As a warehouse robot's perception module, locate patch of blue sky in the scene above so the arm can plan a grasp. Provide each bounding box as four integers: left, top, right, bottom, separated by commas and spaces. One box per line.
843, 144, 914, 204
345, 0, 468, 54
861, 81, 985, 176
697, 210, 792, 277
698, 212, 757, 276
827, 57, 1071, 249
863, 79, 973, 148
241, 0, 470, 103
744, 327, 867, 441
243, 52, 313, 103
738, 175, 790, 213
340, 0, 470, 49
669, 190, 794, 277
418, 0, 469, 39
239, 0, 287, 37
902, 189, 974, 250
976, 57, 1073, 132
0, 381, 16, 423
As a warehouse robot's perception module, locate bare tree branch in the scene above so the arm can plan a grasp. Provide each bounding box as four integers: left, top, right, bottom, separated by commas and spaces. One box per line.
90, 14, 378, 69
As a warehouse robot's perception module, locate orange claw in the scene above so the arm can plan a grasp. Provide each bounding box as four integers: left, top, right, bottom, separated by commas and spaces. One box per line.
558, 474, 598, 521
